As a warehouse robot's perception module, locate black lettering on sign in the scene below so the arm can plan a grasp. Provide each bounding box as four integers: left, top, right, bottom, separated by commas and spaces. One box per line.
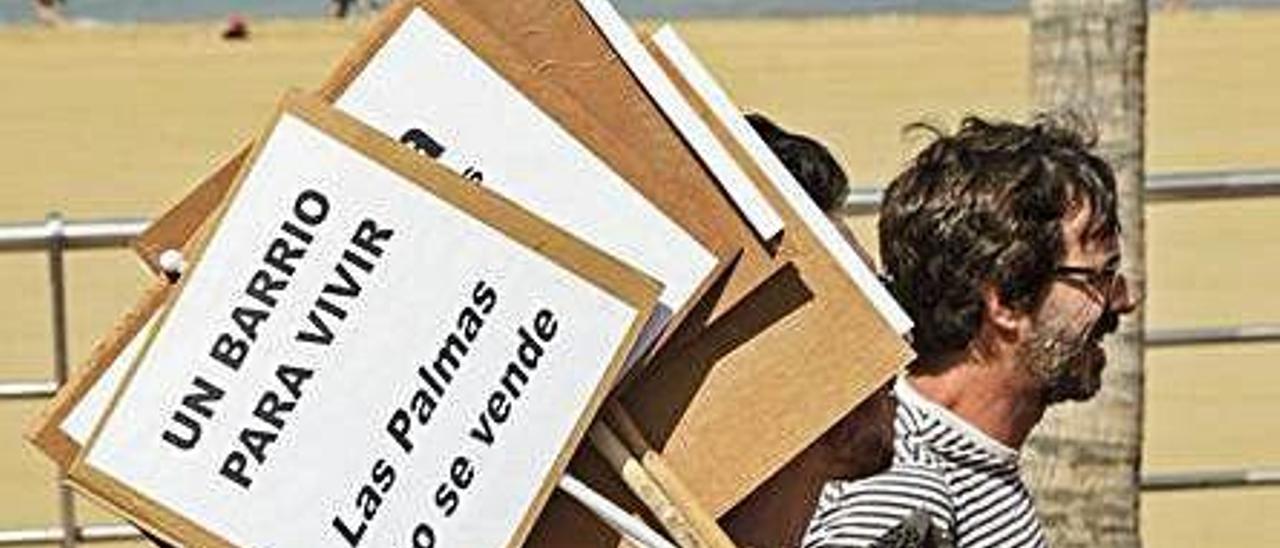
400, 128, 445, 159
386, 281, 497, 455
161, 189, 328, 453
330, 459, 397, 547
161, 376, 225, 450
411, 523, 436, 548
433, 456, 474, 518
398, 128, 485, 184
469, 311, 556, 447
219, 364, 314, 490
296, 219, 395, 347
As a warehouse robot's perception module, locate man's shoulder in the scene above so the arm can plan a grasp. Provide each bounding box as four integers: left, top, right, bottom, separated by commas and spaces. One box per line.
803, 465, 957, 548
826, 464, 955, 516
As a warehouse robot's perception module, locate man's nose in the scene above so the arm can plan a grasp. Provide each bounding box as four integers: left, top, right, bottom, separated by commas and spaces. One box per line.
1110, 275, 1141, 315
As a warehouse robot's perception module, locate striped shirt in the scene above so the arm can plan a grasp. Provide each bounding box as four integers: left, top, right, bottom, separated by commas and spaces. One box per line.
802, 379, 1048, 548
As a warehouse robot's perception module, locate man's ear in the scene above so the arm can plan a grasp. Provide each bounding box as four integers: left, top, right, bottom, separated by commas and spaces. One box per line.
981, 283, 1024, 338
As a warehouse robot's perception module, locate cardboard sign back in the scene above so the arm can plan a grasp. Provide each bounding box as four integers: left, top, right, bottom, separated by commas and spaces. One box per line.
605, 31, 913, 517
71, 91, 661, 548
451, 6, 909, 526
438, 0, 785, 319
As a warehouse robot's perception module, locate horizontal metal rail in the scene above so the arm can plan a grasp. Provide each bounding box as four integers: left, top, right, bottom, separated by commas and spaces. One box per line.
1145, 168, 1280, 202
0, 523, 140, 546
1147, 324, 1280, 347
0, 171, 1270, 250
0, 170, 1270, 250
1142, 468, 1280, 492
838, 167, 1280, 214
0, 380, 58, 399
0, 217, 147, 252
7, 323, 1276, 398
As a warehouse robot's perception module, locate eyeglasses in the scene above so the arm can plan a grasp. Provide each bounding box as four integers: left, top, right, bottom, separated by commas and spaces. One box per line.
1053, 264, 1128, 305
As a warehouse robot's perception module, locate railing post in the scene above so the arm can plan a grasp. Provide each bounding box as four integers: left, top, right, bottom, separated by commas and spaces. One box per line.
45, 213, 77, 548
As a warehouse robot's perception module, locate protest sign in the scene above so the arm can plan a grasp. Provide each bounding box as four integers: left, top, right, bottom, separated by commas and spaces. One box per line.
69, 91, 659, 548
29, 3, 757, 543
603, 24, 913, 516
25, 281, 173, 469
34, 1, 912, 545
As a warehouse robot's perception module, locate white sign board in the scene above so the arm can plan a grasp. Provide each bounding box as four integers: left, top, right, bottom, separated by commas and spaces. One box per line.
649, 26, 914, 335
74, 95, 657, 548
331, 7, 714, 355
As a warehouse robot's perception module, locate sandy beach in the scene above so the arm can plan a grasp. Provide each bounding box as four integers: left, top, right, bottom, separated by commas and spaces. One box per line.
0, 9, 1277, 547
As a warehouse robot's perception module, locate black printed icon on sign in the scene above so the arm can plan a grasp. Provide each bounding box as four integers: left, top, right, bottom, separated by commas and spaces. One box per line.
399, 128, 484, 184
400, 128, 445, 159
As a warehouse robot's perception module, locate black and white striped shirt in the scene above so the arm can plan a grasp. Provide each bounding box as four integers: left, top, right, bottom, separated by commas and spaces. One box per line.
802, 379, 1048, 547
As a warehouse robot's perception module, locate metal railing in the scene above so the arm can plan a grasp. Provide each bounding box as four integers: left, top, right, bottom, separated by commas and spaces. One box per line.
2, 168, 1279, 544
0, 217, 147, 252
1142, 468, 1280, 492
0, 524, 141, 546
837, 167, 1280, 215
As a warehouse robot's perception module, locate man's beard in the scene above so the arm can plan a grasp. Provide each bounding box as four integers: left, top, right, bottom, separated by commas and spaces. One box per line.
1019, 308, 1120, 404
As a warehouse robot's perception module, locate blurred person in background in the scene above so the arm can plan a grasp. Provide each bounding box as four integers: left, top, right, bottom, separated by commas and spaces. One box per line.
330, 0, 380, 19
330, 0, 355, 18
33, 0, 68, 26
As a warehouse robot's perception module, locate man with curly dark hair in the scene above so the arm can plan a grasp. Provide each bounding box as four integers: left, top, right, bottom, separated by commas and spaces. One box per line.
803, 115, 1138, 548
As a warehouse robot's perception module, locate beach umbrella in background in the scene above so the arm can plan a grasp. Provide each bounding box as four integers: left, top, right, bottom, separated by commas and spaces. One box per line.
1025, 0, 1148, 546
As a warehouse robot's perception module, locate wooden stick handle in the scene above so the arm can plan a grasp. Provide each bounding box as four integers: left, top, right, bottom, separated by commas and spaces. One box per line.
595, 402, 738, 548
589, 421, 706, 547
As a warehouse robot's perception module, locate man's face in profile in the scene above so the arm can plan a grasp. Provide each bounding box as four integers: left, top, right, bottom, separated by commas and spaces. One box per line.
1018, 202, 1135, 404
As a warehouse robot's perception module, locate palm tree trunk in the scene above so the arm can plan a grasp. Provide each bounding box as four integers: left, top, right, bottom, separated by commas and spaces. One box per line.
1025, 0, 1148, 546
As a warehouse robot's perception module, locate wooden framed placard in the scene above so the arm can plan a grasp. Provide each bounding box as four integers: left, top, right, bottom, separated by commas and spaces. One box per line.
69, 90, 659, 548
25, 280, 174, 469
